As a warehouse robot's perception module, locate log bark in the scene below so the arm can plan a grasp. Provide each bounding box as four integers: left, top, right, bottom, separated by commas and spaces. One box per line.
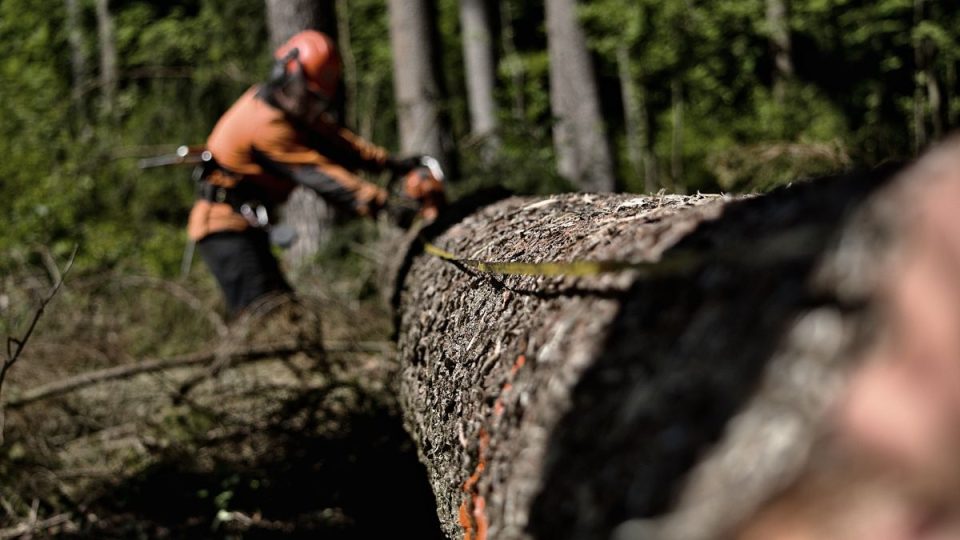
392, 158, 939, 539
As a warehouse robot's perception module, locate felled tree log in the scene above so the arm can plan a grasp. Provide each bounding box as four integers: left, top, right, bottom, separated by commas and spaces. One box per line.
393, 158, 931, 540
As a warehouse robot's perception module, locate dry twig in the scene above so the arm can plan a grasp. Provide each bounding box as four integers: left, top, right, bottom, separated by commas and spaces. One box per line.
0, 246, 78, 444
0, 512, 74, 539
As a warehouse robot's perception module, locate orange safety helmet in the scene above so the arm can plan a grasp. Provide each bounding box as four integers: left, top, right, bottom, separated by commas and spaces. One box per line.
274, 30, 342, 99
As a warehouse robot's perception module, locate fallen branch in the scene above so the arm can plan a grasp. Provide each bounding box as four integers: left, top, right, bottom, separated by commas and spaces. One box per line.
0, 513, 74, 539
4, 339, 391, 409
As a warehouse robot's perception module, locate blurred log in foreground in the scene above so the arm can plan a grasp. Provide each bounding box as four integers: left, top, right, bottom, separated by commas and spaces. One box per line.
394, 138, 960, 539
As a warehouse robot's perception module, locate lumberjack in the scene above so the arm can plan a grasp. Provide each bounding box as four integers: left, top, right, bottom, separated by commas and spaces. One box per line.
184, 30, 443, 316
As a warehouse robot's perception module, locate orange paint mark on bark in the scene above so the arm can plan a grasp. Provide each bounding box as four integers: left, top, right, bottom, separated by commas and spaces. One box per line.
510, 354, 526, 376
463, 429, 489, 493
494, 382, 513, 417
494, 355, 526, 418
460, 356, 528, 539
459, 500, 475, 540
461, 428, 490, 539
463, 459, 486, 493
473, 495, 489, 540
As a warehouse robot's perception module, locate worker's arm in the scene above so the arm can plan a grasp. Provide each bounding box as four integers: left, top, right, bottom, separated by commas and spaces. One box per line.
300, 115, 426, 176
237, 95, 420, 217
251, 146, 386, 216
299, 116, 391, 173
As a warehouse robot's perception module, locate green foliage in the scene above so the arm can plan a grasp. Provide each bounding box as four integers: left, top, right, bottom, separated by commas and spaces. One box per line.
2, 0, 960, 278
0, 0, 265, 278
339, 0, 396, 146
454, 125, 572, 197
3, 0, 960, 533
580, 0, 960, 191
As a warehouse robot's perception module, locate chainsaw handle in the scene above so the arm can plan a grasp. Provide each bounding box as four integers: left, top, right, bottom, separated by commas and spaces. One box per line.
137, 145, 212, 169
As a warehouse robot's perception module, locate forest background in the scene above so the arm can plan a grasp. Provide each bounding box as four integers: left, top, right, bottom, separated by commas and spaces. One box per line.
1, 0, 960, 535
2, 0, 959, 278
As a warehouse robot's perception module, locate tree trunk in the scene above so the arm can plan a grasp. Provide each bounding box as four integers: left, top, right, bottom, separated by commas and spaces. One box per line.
545, 0, 616, 192
499, 0, 526, 123
393, 160, 927, 538
766, 0, 793, 104
336, 0, 359, 130
264, 0, 338, 271
65, 0, 87, 113
921, 2, 943, 143
640, 90, 658, 194
670, 78, 684, 191
948, 60, 957, 127
927, 63, 943, 139
460, 0, 499, 159
617, 45, 657, 193
913, 0, 928, 153
265, 0, 324, 50
94, 0, 117, 118
387, 0, 452, 169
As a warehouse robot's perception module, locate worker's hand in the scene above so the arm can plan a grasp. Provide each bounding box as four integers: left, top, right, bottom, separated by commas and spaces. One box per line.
403, 167, 446, 222
384, 155, 445, 226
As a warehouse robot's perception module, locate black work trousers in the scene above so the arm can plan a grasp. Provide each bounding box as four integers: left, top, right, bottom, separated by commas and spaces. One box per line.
197, 229, 292, 316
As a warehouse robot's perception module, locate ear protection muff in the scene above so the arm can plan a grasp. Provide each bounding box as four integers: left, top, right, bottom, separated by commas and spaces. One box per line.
270, 48, 300, 84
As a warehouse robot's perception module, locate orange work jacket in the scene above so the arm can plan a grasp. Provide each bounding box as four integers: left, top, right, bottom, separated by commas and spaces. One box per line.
187, 86, 390, 241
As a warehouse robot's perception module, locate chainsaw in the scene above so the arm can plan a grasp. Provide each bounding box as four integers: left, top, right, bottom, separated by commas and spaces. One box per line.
137, 145, 212, 170
137, 145, 297, 265
141, 146, 447, 222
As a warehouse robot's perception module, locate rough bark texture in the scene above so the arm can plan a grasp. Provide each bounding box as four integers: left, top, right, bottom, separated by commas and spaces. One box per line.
388, 0, 451, 169
546, 0, 616, 192
395, 163, 913, 539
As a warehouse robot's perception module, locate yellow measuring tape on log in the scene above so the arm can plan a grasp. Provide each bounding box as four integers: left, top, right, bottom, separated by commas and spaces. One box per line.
420, 237, 701, 278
